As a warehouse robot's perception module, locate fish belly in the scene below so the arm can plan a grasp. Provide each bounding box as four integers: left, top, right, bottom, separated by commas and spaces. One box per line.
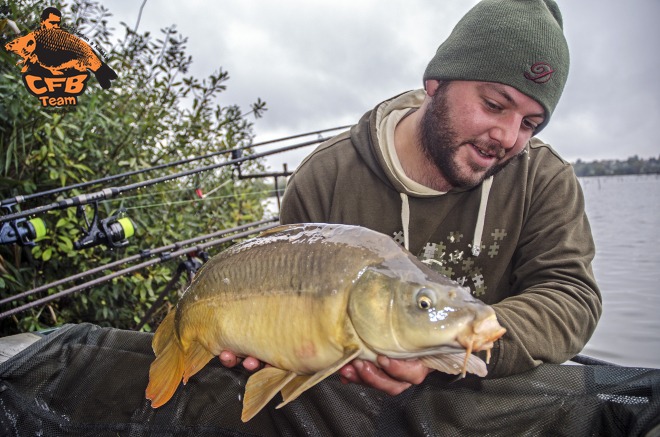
180, 292, 351, 374
172, 226, 378, 374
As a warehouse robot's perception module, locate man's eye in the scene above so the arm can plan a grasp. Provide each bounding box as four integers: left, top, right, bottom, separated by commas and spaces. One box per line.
485, 100, 501, 111
522, 119, 538, 131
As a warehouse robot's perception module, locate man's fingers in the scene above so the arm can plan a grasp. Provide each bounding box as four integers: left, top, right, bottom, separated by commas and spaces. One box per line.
377, 356, 431, 385
339, 364, 363, 385
242, 356, 263, 372
219, 351, 263, 372
353, 359, 412, 396
219, 350, 239, 368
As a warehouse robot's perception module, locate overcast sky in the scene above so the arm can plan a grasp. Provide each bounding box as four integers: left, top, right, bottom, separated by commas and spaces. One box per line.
100, 0, 659, 171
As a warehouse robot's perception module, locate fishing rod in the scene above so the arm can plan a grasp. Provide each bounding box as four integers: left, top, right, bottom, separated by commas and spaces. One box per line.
0, 125, 350, 208
0, 135, 331, 226
569, 354, 619, 366
0, 217, 278, 307
0, 221, 280, 321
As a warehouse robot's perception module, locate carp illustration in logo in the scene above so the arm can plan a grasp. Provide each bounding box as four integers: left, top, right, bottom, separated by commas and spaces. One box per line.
4, 7, 117, 108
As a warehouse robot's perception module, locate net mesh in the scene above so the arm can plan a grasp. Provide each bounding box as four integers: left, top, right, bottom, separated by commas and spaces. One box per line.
0, 323, 658, 436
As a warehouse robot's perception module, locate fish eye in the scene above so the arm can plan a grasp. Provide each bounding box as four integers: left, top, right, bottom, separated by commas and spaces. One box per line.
416, 288, 434, 310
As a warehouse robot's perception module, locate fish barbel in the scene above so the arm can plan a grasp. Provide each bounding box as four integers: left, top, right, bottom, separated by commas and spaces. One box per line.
145, 223, 506, 422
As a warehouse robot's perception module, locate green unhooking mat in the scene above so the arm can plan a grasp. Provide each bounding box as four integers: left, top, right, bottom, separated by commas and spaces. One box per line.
0, 323, 658, 436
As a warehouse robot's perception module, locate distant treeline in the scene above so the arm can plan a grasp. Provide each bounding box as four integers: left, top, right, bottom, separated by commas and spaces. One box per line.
572, 155, 660, 177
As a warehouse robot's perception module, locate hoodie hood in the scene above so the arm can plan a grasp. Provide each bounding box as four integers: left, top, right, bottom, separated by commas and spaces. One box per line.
350, 89, 493, 255
351, 90, 432, 197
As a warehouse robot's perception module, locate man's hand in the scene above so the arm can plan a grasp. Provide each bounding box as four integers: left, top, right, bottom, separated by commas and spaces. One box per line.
338, 356, 432, 396
218, 351, 432, 396
219, 350, 263, 372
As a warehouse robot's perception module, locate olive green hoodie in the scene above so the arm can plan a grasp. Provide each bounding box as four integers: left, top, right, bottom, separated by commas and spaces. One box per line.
280, 90, 602, 377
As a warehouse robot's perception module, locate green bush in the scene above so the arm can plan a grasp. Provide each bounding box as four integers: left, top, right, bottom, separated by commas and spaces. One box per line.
0, 0, 268, 334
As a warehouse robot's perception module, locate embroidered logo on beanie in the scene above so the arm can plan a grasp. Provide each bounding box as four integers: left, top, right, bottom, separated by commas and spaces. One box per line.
524, 62, 555, 84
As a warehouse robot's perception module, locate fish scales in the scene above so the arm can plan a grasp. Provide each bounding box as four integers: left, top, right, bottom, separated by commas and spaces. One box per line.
189, 233, 377, 300
184, 235, 369, 342
38, 29, 88, 54
146, 223, 506, 422
34, 28, 101, 69
174, 236, 365, 368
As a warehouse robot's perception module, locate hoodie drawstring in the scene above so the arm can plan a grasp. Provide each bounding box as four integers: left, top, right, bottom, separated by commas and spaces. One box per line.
399, 176, 492, 258
471, 176, 493, 257
400, 193, 410, 251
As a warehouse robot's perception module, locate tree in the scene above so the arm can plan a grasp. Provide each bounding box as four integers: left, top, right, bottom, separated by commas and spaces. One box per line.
0, 0, 268, 334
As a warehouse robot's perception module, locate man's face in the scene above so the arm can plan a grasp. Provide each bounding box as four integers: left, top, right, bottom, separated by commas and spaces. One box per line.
420, 80, 545, 190
42, 13, 61, 29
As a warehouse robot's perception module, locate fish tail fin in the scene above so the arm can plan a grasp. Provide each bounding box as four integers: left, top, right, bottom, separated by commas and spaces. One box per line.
94, 62, 117, 89
146, 310, 185, 408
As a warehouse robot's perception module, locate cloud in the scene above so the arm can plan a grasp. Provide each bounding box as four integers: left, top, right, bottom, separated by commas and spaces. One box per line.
105, 0, 659, 169
542, 0, 660, 161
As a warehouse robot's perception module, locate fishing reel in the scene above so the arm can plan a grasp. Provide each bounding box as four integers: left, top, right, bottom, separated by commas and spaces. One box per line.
0, 217, 47, 246
73, 202, 136, 250
0, 201, 47, 246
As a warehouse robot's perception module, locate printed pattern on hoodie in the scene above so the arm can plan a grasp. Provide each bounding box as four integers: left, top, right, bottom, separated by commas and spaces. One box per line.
393, 228, 506, 297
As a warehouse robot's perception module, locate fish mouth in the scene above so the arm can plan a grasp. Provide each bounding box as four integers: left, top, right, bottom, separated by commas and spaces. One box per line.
455, 313, 506, 376
459, 314, 506, 349
373, 313, 506, 359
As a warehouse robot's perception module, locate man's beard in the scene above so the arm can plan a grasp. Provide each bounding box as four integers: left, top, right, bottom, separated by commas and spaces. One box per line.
419, 84, 518, 190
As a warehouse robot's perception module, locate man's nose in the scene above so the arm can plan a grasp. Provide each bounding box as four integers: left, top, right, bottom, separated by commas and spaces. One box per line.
488, 115, 520, 151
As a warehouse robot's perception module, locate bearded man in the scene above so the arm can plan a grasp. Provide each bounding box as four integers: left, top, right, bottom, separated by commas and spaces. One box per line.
223, 0, 602, 396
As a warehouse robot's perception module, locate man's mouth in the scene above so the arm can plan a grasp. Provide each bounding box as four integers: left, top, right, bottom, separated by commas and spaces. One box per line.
471, 144, 504, 160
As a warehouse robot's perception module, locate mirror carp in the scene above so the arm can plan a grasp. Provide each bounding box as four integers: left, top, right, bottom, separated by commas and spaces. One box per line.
146, 223, 506, 422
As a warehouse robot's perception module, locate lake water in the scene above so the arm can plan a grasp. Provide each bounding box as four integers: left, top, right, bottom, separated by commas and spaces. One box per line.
578, 174, 660, 368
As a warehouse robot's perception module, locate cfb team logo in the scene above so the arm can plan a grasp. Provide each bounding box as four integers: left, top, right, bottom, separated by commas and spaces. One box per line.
4, 7, 117, 109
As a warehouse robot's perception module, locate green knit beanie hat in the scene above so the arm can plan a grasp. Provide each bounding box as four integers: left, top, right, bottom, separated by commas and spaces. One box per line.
423, 0, 569, 133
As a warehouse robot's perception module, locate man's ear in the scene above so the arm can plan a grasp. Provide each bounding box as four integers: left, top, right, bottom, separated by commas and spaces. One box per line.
425, 80, 440, 97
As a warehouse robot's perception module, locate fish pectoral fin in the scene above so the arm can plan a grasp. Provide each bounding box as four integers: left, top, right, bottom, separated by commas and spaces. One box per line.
182, 342, 215, 384
276, 346, 362, 409
278, 375, 311, 404
242, 367, 297, 422
420, 353, 488, 377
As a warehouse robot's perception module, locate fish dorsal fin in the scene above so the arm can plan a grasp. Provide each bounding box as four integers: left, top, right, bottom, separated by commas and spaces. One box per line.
276, 346, 362, 409
242, 367, 297, 422
420, 353, 488, 377
257, 224, 300, 238
182, 342, 215, 384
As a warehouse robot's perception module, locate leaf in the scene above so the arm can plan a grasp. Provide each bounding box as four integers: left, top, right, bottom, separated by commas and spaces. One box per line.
56, 218, 69, 228
58, 235, 74, 251
0, 0, 269, 334
55, 127, 65, 141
